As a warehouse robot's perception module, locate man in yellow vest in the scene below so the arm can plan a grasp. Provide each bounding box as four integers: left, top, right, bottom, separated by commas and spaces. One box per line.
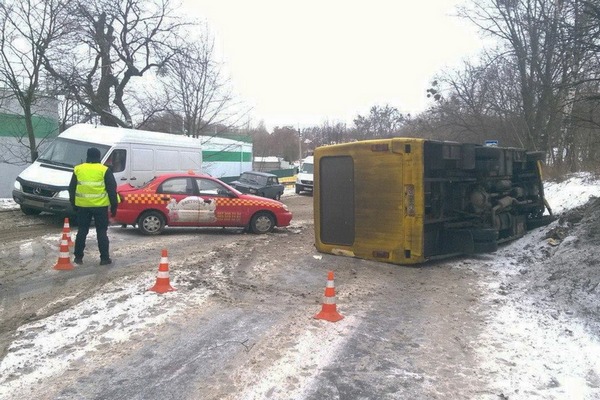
68, 147, 118, 265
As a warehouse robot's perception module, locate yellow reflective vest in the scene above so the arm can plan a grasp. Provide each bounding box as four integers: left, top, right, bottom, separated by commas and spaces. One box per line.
74, 163, 110, 207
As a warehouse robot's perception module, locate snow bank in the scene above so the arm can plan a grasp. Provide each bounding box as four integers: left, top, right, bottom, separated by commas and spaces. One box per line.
0, 199, 18, 211
544, 172, 600, 214
471, 172, 600, 399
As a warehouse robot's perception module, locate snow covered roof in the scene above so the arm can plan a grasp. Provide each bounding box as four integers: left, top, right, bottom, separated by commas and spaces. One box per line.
59, 124, 202, 148
254, 156, 281, 163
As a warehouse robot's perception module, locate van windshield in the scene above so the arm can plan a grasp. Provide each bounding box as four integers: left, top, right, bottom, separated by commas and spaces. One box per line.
300, 163, 314, 174
37, 138, 110, 168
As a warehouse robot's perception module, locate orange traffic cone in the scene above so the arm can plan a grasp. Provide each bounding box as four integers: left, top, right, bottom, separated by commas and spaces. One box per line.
149, 249, 176, 293
53, 237, 74, 270
314, 271, 344, 322
61, 217, 74, 247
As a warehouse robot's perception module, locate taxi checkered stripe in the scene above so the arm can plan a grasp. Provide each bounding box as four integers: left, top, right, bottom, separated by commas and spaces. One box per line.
123, 194, 279, 207
124, 193, 168, 204
216, 198, 277, 207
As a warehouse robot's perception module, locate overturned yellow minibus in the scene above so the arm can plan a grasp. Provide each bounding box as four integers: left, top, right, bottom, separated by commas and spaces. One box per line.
314, 138, 554, 265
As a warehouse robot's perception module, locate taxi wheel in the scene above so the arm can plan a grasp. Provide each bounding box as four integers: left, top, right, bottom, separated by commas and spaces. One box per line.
137, 211, 165, 235
250, 212, 275, 234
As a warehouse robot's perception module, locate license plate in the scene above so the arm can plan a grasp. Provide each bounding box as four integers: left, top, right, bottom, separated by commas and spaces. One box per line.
27, 200, 45, 208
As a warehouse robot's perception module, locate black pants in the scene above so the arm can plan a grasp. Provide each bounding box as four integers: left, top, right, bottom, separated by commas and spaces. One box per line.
74, 206, 110, 261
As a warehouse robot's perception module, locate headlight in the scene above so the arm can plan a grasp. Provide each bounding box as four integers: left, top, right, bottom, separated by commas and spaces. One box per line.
56, 190, 70, 200
282, 205, 289, 211
13, 181, 21, 191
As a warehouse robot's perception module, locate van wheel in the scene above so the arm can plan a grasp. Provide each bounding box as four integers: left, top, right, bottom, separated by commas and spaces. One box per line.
274, 192, 281, 201
295, 185, 301, 194
20, 206, 42, 216
250, 212, 275, 234
138, 211, 165, 235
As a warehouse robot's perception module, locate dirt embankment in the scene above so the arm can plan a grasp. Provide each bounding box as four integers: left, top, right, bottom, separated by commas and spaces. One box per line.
514, 196, 600, 331
545, 197, 600, 325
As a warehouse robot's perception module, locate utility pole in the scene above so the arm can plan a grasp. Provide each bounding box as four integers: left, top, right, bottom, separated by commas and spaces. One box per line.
298, 124, 302, 162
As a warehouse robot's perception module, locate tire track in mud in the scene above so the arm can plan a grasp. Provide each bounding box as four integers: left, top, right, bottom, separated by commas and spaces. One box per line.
0, 225, 301, 361
0, 195, 310, 374
0, 210, 63, 243
175, 229, 308, 303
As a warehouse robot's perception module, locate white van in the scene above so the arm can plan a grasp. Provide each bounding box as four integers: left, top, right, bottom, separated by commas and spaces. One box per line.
12, 124, 202, 216
295, 155, 314, 194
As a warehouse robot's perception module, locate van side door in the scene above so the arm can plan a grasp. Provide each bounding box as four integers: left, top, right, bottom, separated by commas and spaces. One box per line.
130, 145, 157, 186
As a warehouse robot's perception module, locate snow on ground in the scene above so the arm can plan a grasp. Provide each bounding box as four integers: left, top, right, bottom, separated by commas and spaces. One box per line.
467, 172, 600, 399
0, 199, 18, 211
469, 224, 600, 399
1, 175, 600, 399
0, 270, 213, 398
543, 172, 600, 214
229, 315, 362, 400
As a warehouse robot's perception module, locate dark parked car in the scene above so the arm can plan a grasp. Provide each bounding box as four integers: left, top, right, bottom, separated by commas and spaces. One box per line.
230, 171, 285, 200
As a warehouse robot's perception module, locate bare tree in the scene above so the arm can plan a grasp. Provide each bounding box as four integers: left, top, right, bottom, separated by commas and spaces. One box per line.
555, 0, 600, 171
353, 105, 405, 139
458, 0, 590, 156
423, 55, 532, 147
436, 0, 600, 172
302, 121, 349, 149
160, 26, 249, 138
0, 0, 69, 163
42, 0, 187, 128
137, 110, 183, 134
130, 88, 174, 131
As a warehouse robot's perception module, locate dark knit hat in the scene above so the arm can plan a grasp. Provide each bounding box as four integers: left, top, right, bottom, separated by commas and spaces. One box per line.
86, 147, 101, 162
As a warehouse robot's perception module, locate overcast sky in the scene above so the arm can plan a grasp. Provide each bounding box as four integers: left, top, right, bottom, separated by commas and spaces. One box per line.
182, 0, 483, 131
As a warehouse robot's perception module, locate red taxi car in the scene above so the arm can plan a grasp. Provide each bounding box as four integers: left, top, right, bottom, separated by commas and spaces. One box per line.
113, 172, 293, 235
